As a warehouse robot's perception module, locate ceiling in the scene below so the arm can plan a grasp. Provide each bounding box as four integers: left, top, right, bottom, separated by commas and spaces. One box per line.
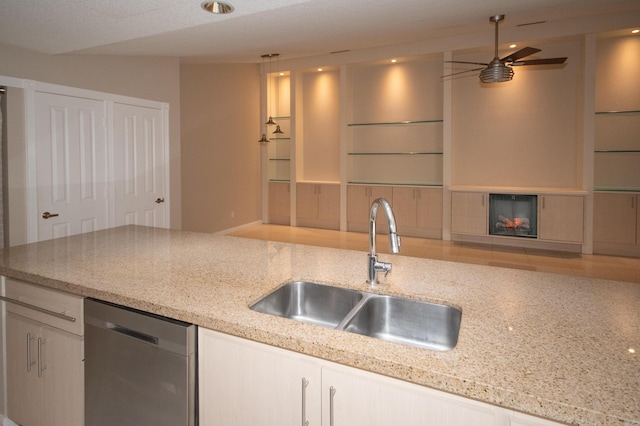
1, 0, 639, 63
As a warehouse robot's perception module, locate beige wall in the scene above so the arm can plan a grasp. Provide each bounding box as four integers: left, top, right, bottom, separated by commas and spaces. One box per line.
0, 42, 182, 230
180, 63, 262, 233
451, 39, 584, 189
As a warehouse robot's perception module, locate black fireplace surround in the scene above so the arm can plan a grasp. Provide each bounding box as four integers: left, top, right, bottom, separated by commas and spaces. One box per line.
489, 194, 538, 238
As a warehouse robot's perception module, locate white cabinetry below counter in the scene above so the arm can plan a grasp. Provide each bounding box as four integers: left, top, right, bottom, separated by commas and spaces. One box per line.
198, 328, 565, 426
3, 277, 84, 426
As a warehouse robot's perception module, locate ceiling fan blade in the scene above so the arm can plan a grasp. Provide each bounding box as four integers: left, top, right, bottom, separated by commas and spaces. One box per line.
500, 47, 541, 62
511, 57, 567, 66
442, 67, 486, 78
445, 60, 489, 66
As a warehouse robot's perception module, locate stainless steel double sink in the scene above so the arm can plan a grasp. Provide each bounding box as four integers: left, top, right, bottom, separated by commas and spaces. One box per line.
250, 281, 461, 351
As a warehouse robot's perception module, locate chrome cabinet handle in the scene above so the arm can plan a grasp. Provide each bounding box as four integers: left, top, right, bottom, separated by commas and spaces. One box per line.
0, 295, 76, 322
26, 333, 36, 372
301, 378, 309, 426
329, 386, 337, 426
37, 337, 47, 377
42, 211, 59, 219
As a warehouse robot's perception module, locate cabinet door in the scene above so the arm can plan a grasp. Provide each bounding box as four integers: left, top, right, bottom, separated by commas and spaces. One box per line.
392, 187, 442, 238
392, 187, 418, 231
40, 325, 84, 426
637, 195, 640, 244
451, 192, 487, 236
297, 183, 320, 221
6, 313, 42, 426
539, 195, 584, 243
593, 193, 636, 245
416, 187, 443, 237
317, 184, 340, 224
269, 182, 290, 225
6, 313, 84, 426
322, 365, 498, 426
348, 186, 393, 233
199, 328, 322, 426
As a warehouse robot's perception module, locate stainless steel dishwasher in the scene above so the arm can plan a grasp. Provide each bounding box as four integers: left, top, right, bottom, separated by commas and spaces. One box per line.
84, 298, 197, 426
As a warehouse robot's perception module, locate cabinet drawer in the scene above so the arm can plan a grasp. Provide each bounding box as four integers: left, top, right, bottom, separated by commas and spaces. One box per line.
4, 278, 83, 336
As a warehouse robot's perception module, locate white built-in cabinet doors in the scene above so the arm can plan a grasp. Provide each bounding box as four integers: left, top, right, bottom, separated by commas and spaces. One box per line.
112, 103, 167, 227
268, 181, 291, 225
296, 183, 340, 230
199, 328, 322, 425
35, 92, 109, 241
451, 192, 487, 236
347, 185, 393, 233
538, 195, 584, 243
392, 187, 443, 239
199, 328, 564, 426
5, 278, 85, 426
31, 88, 168, 243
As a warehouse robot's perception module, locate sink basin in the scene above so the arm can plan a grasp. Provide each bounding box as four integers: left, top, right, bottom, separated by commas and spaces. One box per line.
342, 295, 462, 351
250, 281, 363, 328
251, 281, 461, 351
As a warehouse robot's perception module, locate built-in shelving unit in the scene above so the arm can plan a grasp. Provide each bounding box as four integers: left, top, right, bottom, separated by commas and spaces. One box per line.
267, 116, 291, 182
594, 109, 640, 192
347, 120, 443, 186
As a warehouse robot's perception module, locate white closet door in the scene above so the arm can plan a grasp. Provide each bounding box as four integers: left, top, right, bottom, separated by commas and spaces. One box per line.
35, 92, 108, 241
112, 103, 167, 228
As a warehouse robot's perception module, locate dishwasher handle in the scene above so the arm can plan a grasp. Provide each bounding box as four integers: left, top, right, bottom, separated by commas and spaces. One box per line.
107, 322, 159, 345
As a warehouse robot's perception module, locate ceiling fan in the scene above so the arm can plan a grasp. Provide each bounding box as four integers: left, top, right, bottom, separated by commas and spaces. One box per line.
445, 15, 567, 83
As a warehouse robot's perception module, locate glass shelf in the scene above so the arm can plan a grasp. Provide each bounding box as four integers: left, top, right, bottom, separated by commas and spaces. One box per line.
269, 158, 291, 161
595, 109, 640, 115
268, 179, 290, 182
594, 187, 640, 192
348, 152, 442, 156
348, 181, 443, 187
347, 119, 443, 126
594, 150, 640, 153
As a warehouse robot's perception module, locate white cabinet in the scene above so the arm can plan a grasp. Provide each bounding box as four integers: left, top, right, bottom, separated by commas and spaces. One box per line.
392, 187, 443, 238
347, 185, 393, 233
538, 195, 584, 243
296, 183, 340, 229
321, 364, 497, 426
3, 277, 84, 426
593, 192, 640, 256
451, 192, 487, 236
199, 328, 565, 426
199, 328, 321, 426
269, 181, 291, 225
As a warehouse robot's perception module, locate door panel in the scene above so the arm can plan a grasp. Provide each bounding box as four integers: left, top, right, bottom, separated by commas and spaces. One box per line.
35, 92, 108, 241
113, 103, 167, 228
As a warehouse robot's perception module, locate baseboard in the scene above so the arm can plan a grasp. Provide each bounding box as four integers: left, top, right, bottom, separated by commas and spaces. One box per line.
451, 233, 583, 253
217, 220, 263, 235
2, 415, 19, 426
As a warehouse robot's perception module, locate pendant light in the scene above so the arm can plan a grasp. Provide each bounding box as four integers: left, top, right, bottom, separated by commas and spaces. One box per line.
263, 53, 279, 127
258, 53, 274, 143
272, 53, 285, 135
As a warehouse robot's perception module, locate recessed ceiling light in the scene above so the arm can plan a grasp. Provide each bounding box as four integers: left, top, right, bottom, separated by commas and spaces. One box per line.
201, 1, 234, 14
317, 68, 323, 72
509, 44, 517, 48
391, 59, 397, 63
632, 29, 640, 34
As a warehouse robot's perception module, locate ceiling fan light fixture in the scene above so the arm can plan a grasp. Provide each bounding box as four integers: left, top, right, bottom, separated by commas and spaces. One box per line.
201, 1, 234, 14
480, 63, 514, 83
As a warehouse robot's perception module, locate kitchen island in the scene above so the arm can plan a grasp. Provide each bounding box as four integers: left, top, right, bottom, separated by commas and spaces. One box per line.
0, 225, 638, 425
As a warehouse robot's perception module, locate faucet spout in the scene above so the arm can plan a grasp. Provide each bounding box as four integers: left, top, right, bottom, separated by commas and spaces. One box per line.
368, 197, 401, 285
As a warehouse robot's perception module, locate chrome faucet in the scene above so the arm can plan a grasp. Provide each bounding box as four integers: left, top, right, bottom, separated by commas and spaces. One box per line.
368, 197, 401, 285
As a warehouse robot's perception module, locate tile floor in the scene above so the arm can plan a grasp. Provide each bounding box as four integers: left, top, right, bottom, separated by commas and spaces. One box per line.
227, 224, 640, 284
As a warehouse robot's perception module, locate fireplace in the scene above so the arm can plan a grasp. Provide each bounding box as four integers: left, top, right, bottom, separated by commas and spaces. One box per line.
489, 194, 538, 238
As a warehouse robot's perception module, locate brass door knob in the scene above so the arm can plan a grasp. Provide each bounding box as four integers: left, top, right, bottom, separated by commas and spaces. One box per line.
42, 211, 59, 219
155, 198, 165, 204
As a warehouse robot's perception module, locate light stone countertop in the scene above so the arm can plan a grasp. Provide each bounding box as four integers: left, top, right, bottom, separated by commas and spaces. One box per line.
0, 225, 638, 425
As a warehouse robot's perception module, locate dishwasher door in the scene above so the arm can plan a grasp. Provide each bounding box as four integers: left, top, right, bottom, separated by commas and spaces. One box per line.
84, 298, 197, 426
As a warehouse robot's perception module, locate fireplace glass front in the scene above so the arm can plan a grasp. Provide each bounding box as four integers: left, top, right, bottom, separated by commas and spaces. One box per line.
489, 194, 538, 238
